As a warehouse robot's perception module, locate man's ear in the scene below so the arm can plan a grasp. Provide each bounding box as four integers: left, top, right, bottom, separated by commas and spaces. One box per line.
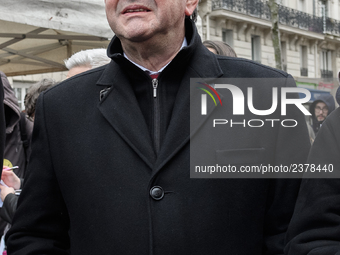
185, 0, 199, 16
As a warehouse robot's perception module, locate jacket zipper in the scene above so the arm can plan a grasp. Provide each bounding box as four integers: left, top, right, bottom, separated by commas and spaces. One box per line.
152, 78, 160, 154
152, 78, 158, 98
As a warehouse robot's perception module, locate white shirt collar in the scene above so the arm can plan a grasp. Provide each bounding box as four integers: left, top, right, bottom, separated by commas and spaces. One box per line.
123, 37, 188, 75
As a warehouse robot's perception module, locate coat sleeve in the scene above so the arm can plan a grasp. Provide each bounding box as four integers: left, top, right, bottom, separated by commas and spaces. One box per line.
285, 108, 340, 254
263, 75, 310, 255
0, 194, 18, 224
5, 94, 70, 254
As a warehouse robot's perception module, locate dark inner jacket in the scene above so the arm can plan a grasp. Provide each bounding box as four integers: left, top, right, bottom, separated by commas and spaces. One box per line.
107, 20, 195, 154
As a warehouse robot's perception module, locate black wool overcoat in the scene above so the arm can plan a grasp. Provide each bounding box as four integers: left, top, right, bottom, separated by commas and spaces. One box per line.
285, 107, 340, 254
7, 20, 310, 255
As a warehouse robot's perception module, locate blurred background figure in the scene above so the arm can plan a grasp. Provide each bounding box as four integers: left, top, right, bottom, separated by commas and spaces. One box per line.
24, 78, 57, 122
1, 71, 32, 181
203, 40, 237, 57
1, 71, 34, 242
309, 94, 335, 137
1, 78, 57, 208
0, 78, 57, 254
64, 48, 111, 79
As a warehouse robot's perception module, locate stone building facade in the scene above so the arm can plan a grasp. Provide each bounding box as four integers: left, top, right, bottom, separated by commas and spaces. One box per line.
198, 0, 340, 96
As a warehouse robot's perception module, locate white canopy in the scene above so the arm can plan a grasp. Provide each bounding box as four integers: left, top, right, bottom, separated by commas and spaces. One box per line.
0, 0, 114, 76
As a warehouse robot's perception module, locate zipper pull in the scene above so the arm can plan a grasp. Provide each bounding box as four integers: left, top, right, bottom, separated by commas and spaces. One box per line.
152, 78, 158, 98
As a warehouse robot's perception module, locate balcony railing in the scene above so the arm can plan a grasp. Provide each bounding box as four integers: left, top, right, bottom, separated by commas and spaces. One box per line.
320, 69, 333, 79
278, 5, 323, 33
212, 0, 270, 19
300, 67, 308, 77
212, 0, 340, 36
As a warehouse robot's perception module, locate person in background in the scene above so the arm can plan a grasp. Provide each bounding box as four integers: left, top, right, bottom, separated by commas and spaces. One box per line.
64, 48, 111, 79
308, 94, 335, 137
0, 71, 34, 250
23, 78, 57, 122
1, 71, 32, 179
0, 78, 57, 223
203, 40, 237, 57
0, 78, 57, 254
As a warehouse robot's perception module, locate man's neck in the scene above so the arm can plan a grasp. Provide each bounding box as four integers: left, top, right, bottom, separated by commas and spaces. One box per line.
124, 38, 187, 75
120, 29, 186, 72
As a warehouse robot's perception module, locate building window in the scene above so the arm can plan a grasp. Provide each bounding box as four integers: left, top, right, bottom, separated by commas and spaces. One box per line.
13, 81, 33, 111
300, 46, 308, 76
298, 0, 305, 12
222, 29, 234, 48
320, 49, 333, 79
13, 88, 22, 109
320, 0, 328, 17
251, 35, 261, 63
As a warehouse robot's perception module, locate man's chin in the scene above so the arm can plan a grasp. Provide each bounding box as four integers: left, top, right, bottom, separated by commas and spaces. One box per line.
121, 32, 155, 43
117, 22, 156, 40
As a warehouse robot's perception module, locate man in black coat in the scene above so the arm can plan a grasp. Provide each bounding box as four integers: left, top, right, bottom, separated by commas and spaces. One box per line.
6, 0, 310, 254
285, 82, 340, 255
285, 106, 340, 254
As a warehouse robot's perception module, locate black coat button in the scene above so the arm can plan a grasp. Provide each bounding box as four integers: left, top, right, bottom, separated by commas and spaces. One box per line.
150, 186, 164, 200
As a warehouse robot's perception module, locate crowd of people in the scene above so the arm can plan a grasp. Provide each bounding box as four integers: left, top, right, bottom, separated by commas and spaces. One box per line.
0, 0, 339, 254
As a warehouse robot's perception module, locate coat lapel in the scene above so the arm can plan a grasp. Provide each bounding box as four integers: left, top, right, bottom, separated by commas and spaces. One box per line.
153, 48, 224, 173
96, 24, 225, 173
97, 62, 156, 169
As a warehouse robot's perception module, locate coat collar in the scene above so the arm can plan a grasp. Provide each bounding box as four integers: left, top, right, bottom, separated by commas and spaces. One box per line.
97, 18, 223, 86
96, 19, 223, 170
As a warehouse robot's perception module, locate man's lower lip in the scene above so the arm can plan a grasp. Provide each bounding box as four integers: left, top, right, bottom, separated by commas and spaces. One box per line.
123, 11, 149, 14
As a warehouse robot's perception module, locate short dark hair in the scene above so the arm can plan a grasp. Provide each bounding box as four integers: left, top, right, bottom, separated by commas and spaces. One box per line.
24, 78, 57, 118
203, 40, 238, 57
